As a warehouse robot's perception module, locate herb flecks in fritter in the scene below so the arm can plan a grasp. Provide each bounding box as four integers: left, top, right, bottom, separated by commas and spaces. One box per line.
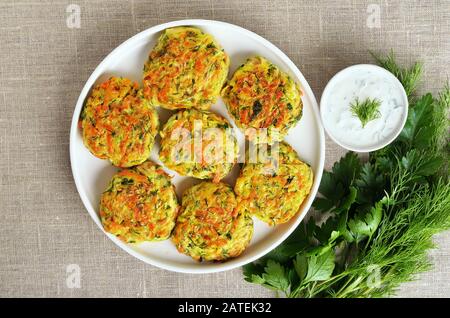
143, 27, 230, 110
172, 182, 253, 261
80, 77, 159, 167
235, 142, 313, 225
221, 56, 303, 144
159, 109, 237, 182
100, 161, 179, 243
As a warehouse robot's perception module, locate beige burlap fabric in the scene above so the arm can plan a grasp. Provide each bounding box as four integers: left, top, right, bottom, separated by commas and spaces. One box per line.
0, 0, 449, 297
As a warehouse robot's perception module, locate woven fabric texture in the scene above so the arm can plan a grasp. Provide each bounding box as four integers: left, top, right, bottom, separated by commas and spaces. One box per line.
0, 0, 449, 297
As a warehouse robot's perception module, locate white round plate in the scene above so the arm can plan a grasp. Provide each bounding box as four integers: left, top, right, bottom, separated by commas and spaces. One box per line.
70, 19, 325, 273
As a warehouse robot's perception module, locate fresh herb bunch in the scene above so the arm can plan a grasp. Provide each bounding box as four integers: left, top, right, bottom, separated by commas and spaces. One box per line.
350, 97, 382, 128
243, 52, 450, 298
371, 50, 423, 99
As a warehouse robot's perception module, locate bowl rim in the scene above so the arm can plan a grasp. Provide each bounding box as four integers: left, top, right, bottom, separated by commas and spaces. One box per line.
69, 19, 325, 273
320, 63, 409, 153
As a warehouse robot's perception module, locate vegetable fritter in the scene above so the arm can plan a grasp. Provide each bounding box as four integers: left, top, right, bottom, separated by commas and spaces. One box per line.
100, 161, 179, 243
235, 141, 313, 225
172, 182, 253, 261
143, 27, 229, 110
159, 109, 237, 182
80, 76, 159, 167
222, 56, 303, 144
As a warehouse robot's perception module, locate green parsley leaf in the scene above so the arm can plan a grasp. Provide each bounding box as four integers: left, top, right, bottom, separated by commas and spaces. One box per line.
261, 260, 290, 293
355, 162, 385, 204
243, 262, 265, 283
314, 216, 340, 243
293, 254, 308, 281
302, 249, 335, 283
317, 152, 361, 206
276, 217, 317, 257
312, 197, 335, 213
346, 200, 383, 243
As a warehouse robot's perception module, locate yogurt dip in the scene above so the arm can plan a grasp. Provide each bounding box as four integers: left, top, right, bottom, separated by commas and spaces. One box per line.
320, 64, 408, 152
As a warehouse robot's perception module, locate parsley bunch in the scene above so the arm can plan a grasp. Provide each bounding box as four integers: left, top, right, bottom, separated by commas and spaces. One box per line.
243, 52, 450, 298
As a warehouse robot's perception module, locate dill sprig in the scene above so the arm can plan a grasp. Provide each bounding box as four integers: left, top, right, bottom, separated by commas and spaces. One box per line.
370, 50, 423, 100
349, 97, 382, 128
335, 181, 449, 298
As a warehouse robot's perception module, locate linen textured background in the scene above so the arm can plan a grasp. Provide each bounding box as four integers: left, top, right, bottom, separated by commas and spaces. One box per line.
0, 0, 449, 297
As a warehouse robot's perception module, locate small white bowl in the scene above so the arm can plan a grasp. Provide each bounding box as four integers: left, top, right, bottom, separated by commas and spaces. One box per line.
320, 64, 408, 152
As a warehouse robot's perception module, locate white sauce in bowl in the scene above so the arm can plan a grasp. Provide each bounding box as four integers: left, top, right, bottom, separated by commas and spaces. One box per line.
320, 64, 408, 152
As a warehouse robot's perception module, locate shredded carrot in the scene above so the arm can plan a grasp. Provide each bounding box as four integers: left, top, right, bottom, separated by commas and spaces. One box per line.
106, 133, 113, 154
194, 59, 204, 72
118, 170, 148, 183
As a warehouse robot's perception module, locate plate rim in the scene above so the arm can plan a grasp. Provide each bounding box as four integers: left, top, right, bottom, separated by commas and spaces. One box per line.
69, 19, 325, 274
